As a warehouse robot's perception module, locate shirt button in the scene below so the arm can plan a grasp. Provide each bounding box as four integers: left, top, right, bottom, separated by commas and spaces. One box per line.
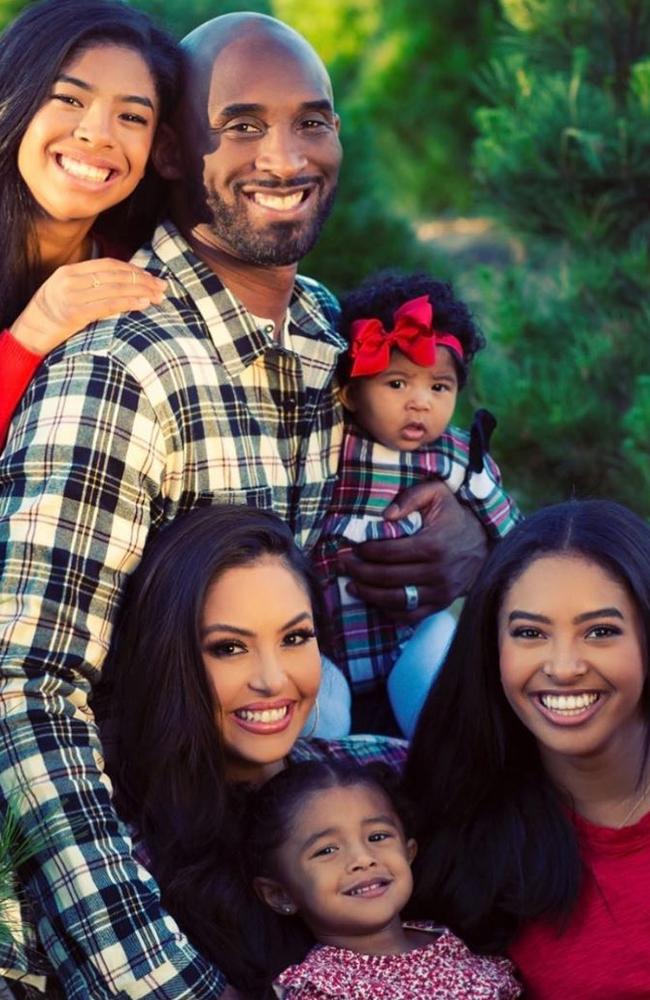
284, 397, 297, 409
264, 324, 274, 335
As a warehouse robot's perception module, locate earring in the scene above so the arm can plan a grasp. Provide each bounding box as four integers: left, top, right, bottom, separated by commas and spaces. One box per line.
282, 904, 294, 915
302, 700, 321, 740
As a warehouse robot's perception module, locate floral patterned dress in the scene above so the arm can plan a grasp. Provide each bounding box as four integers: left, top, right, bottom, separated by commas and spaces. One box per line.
273, 921, 521, 999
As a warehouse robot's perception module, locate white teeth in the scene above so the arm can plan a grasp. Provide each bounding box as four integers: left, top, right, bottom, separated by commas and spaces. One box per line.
347, 881, 385, 896
58, 155, 111, 182
236, 706, 289, 724
252, 191, 303, 211
539, 692, 600, 715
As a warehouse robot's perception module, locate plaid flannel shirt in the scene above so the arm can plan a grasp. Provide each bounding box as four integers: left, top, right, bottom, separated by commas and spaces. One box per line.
312, 420, 523, 690
0, 221, 346, 998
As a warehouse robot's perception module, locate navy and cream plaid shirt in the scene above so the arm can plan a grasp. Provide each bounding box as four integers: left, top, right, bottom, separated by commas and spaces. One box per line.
0, 222, 348, 997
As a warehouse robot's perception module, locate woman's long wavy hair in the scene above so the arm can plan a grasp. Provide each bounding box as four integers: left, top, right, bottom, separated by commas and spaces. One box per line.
0, 0, 180, 325
97, 504, 326, 993
402, 499, 650, 952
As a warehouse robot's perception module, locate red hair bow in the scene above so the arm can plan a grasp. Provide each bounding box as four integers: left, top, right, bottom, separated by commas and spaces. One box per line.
348, 295, 464, 378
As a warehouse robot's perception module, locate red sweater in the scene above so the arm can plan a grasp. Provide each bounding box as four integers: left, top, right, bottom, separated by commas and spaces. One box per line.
0, 330, 42, 448
509, 809, 650, 999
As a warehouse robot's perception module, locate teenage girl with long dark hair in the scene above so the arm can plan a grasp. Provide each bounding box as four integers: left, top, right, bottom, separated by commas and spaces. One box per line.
404, 499, 650, 998
0, 0, 179, 447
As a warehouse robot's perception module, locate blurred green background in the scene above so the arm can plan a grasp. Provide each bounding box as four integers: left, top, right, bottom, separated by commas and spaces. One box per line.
3, 0, 649, 515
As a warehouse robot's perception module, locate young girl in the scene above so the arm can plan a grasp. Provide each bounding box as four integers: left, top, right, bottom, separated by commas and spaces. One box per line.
312, 272, 522, 735
250, 760, 521, 998
404, 499, 650, 999
0, 0, 177, 449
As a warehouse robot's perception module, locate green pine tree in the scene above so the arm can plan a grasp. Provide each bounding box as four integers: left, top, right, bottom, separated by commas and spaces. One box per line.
468, 0, 650, 514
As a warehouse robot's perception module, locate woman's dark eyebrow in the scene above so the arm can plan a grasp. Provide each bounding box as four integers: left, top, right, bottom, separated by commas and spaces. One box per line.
201, 623, 254, 639
507, 610, 550, 624
573, 607, 623, 624
55, 73, 154, 110
507, 607, 624, 625
201, 611, 311, 639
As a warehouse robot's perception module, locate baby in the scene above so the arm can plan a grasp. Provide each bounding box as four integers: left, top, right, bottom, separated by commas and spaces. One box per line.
312, 272, 522, 735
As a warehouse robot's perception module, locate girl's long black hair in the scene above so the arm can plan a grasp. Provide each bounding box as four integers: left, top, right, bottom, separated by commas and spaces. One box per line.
96, 504, 326, 994
402, 499, 650, 952
0, 0, 180, 325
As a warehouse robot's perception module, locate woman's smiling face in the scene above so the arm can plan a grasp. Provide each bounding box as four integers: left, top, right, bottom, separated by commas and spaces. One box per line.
18, 43, 158, 225
200, 555, 321, 783
498, 553, 646, 766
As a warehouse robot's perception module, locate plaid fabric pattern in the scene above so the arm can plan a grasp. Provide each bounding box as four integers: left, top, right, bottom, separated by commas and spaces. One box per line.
312, 421, 522, 690
289, 734, 407, 770
0, 222, 345, 998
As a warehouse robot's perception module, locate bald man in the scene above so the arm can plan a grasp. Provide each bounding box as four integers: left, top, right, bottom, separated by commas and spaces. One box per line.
0, 13, 485, 998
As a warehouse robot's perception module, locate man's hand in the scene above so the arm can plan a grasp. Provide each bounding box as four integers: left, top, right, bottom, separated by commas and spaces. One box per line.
339, 480, 489, 624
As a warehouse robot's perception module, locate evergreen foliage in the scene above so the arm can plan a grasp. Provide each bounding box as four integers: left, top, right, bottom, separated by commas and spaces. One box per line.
279, 0, 498, 216
0, 802, 42, 948
469, 0, 650, 514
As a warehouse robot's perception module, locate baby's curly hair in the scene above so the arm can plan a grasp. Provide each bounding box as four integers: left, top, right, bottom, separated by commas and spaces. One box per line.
338, 271, 485, 388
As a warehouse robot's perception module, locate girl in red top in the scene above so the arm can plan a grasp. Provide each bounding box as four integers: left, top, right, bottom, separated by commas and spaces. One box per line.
249, 760, 521, 999
0, 0, 178, 447
404, 499, 650, 999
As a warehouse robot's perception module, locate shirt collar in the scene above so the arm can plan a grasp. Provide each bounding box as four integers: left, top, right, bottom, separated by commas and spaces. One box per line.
141, 221, 344, 378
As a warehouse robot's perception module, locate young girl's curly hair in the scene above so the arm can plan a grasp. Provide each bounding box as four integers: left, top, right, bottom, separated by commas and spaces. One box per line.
339, 271, 485, 387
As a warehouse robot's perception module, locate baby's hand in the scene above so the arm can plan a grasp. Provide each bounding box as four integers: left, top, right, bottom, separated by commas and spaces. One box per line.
10, 258, 166, 354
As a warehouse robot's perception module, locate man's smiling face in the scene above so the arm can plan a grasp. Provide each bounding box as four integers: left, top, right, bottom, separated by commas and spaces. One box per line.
182, 31, 341, 267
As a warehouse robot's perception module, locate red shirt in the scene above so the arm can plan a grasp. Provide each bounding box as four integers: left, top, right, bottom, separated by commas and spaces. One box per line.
0, 330, 42, 448
509, 809, 650, 999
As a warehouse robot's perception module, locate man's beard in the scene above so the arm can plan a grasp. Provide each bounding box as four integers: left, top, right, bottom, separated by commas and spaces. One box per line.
204, 182, 337, 266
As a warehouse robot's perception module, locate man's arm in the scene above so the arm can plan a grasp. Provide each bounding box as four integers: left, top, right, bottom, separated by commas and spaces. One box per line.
0, 351, 227, 997
338, 480, 489, 624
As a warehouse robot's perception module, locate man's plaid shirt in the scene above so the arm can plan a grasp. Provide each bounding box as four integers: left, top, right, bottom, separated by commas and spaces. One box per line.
312, 420, 523, 690
0, 222, 349, 998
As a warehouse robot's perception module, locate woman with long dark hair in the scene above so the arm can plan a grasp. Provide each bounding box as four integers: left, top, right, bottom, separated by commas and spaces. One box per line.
403, 499, 650, 998
0, 0, 179, 447
98, 504, 406, 996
